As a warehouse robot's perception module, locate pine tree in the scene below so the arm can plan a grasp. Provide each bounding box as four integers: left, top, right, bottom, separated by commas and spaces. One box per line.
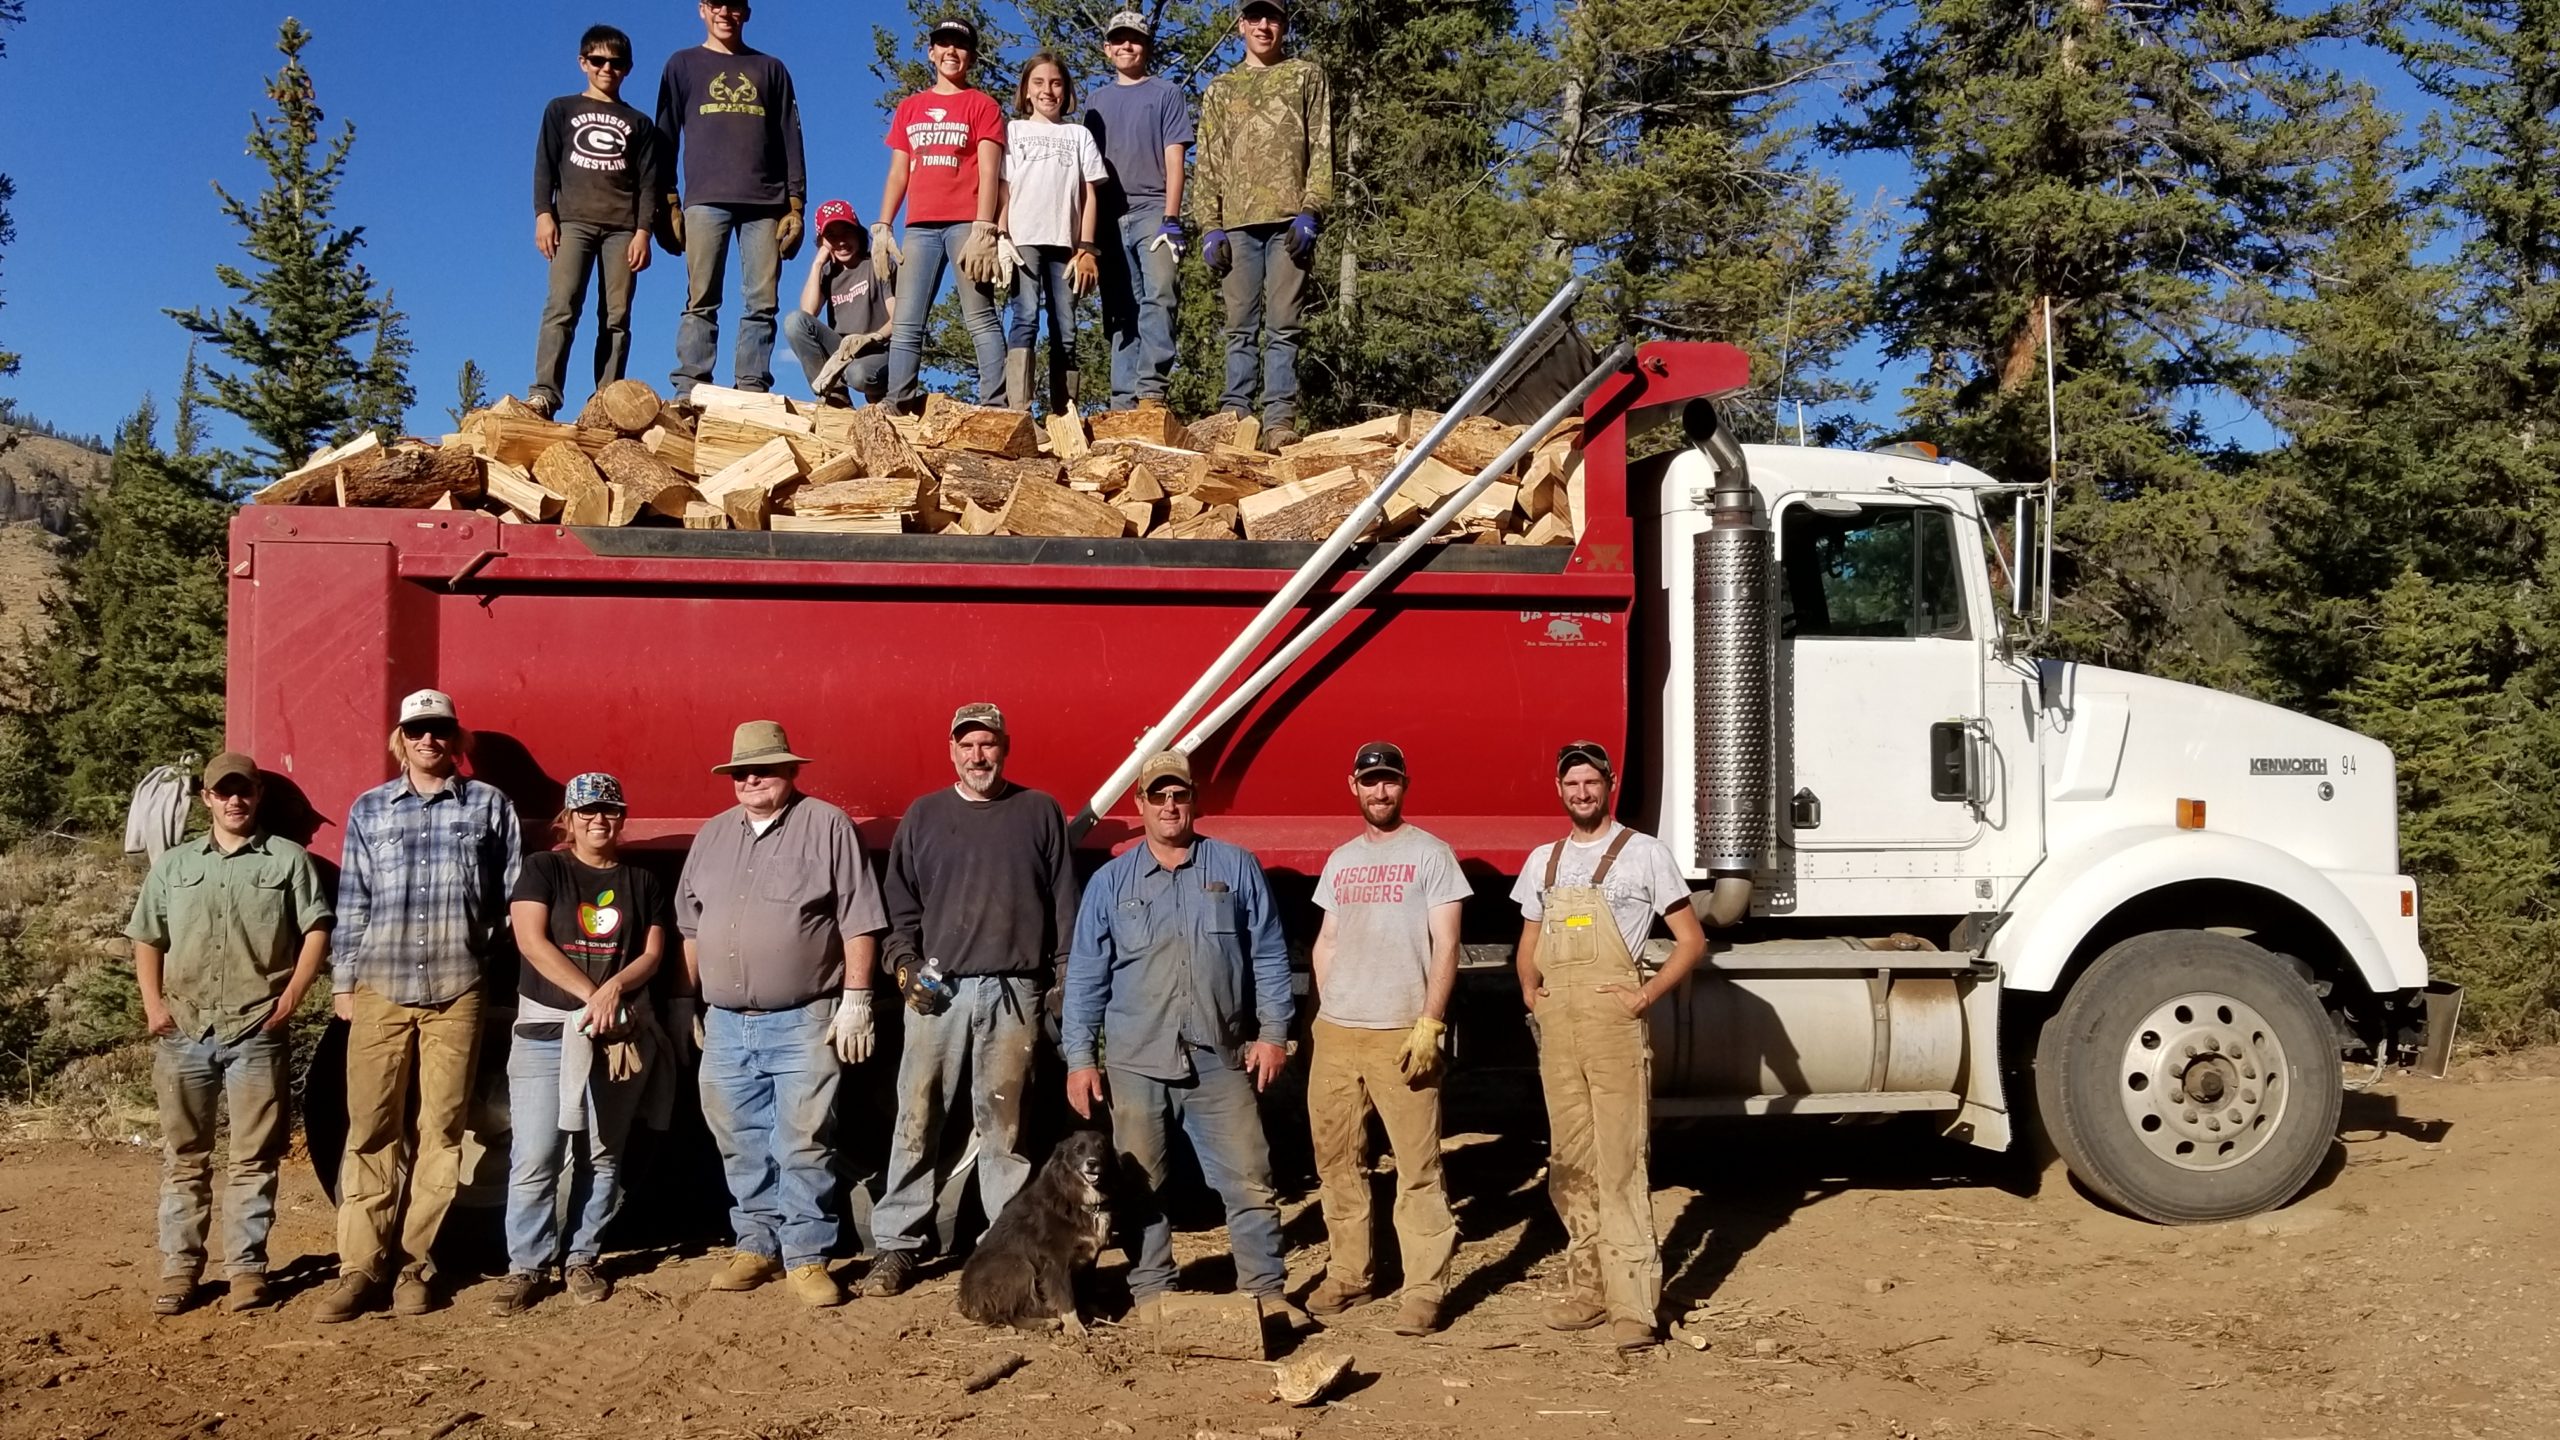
350, 293, 416, 441
167, 18, 408, 472
448, 359, 490, 428
172, 342, 209, 459
1521, 0, 1873, 440
1833, 0, 2361, 686
0, 0, 27, 379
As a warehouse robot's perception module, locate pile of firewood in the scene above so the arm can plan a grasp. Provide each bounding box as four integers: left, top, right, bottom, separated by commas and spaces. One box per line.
253, 380, 1585, 545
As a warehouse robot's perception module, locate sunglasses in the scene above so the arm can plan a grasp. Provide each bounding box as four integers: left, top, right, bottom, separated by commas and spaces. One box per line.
1146, 786, 1195, 806
584, 54, 630, 70
572, 807, 627, 819
400, 721, 459, 740
730, 766, 786, 780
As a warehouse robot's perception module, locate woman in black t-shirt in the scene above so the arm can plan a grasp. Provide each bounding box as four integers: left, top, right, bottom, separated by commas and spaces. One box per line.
492, 772, 669, 1314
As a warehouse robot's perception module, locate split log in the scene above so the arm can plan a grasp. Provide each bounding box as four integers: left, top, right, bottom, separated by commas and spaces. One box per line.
689, 384, 801, 426
1240, 468, 1371, 542
642, 423, 696, 476
466, 413, 613, 468
1114, 498, 1157, 535
644, 483, 704, 520
960, 499, 1005, 535
1066, 446, 1136, 495
1523, 510, 1573, 546
997, 478, 1127, 538
1274, 438, 1395, 486
489, 395, 543, 421
922, 395, 1041, 457
1559, 447, 1586, 537
1088, 406, 1190, 449
788, 477, 929, 523
695, 414, 829, 476
699, 436, 805, 502
722, 484, 773, 531
1398, 455, 1476, 507
682, 501, 728, 529
254, 432, 383, 505
833, 407, 930, 480
1182, 410, 1259, 453
603, 481, 650, 527
1296, 413, 1403, 447
483, 461, 560, 521
770, 513, 899, 534
1165, 493, 1206, 525
1179, 448, 1278, 505
922, 449, 1065, 513
1160, 503, 1240, 540
1459, 480, 1521, 528
533, 441, 612, 527
1121, 464, 1166, 505
594, 438, 691, 512
335, 445, 483, 508
1406, 412, 1526, 476
1045, 411, 1089, 463
575, 379, 665, 435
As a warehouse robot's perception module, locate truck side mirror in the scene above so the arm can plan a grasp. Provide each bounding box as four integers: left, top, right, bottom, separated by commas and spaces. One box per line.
1929, 720, 1971, 803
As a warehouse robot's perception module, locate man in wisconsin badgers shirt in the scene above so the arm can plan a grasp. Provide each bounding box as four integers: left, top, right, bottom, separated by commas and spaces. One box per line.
656, 0, 808, 400
528, 24, 658, 421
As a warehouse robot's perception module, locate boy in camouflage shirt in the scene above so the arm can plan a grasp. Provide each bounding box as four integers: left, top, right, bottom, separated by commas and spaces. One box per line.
1191, 0, 1331, 450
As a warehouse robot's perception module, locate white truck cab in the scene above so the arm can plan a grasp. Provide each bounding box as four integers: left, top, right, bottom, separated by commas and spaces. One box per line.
1626, 429, 2450, 1222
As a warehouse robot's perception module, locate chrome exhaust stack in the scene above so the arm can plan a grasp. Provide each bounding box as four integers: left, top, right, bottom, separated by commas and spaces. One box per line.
1686, 400, 1771, 926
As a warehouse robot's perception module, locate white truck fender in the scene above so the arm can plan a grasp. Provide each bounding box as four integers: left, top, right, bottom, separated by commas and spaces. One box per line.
1986, 826, 2402, 997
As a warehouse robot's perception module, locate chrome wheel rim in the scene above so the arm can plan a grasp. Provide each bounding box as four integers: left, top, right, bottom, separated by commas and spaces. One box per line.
2117, 991, 2289, 1172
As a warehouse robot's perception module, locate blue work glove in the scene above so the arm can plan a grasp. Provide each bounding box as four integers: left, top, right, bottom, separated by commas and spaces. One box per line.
1286, 211, 1319, 263
1150, 218, 1185, 257
1203, 228, 1232, 276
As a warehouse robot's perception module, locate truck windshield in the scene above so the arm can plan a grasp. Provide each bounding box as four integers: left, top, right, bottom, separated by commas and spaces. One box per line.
1780, 503, 1968, 640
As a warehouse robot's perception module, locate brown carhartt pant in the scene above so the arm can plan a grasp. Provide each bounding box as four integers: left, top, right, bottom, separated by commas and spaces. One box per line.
337, 984, 483, 1283
1309, 1017, 1458, 1304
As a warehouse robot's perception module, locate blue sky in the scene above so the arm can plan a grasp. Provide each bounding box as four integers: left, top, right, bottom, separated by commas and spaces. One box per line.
0, 4, 2429, 459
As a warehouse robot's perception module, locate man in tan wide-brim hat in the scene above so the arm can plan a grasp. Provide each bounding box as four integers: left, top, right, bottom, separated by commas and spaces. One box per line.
671, 720, 885, 1308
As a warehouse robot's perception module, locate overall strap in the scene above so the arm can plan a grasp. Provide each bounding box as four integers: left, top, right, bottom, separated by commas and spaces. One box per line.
1585, 827, 1637, 889
1543, 836, 1567, 890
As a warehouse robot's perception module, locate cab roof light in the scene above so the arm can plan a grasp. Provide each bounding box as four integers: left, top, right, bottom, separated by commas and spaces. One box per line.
1872, 440, 1941, 461
2176, 798, 2207, 830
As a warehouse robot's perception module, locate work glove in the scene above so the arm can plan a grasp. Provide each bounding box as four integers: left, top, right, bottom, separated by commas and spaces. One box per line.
1286, 211, 1319, 264
995, 235, 1025, 289
871, 221, 903, 282
777, 197, 806, 262
655, 196, 686, 257
956, 220, 1003, 286
894, 957, 952, 1016
666, 996, 703, 1068
1397, 1015, 1447, 1085
1070, 245, 1100, 297
1202, 228, 1232, 276
1149, 218, 1184, 257
830, 989, 877, 1065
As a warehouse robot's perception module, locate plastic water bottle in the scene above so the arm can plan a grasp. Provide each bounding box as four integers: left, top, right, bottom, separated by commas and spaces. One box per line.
919, 957, 955, 1009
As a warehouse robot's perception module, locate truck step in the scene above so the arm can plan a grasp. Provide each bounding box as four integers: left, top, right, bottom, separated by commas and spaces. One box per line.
1655, 1090, 1962, 1118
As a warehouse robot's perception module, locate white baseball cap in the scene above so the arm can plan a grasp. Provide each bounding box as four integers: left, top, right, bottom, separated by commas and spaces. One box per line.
398, 689, 459, 726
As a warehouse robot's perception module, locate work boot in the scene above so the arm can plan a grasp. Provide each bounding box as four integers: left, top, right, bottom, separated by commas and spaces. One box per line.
1543, 1297, 1608, 1332
788, 1262, 846, 1308
857, 1249, 918, 1298
1390, 1294, 1443, 1336
1136, 397, 1170, 413
1262, 1296, 1318, 1332
1130, 1293, 1165, 1326
224, 1273, 274, 1314
392, 1270, 436, 1317
1261, 423, 1302, 453
1609, 1317, 1660, 1352
1002, 347, 1034, 411
312, 1274, 378, 1325
487, 1272, 540, 1318
564, 1264, 612, 1305
707, 1251, 783, 1293
1304, 1277, 1374, 1316
152, 1271, 199, 1317
525, 392, 561, 421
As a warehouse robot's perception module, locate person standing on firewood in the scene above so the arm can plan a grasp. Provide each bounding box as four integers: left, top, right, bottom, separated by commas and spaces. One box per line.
1084, 10, 1192, 415
998, 53, 1108, 414
656, 0, 808, 401
1191, 0, 1331, 452
784, 199, 892, 407
527, 25, 658, 421
875, 17, 1009, 412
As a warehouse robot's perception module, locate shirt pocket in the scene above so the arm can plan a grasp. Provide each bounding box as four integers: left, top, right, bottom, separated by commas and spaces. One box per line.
1109, 897, 1151, 957
757, 859, 818, 908
242, 865, 295, 936
1202, 887, 1241, 936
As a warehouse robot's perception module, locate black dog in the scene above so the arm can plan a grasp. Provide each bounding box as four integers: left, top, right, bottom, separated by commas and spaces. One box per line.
957, 1128, 1112, 1335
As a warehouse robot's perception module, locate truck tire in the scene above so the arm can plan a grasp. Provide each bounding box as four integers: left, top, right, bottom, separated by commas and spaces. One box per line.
2033, 930, 2340, 1224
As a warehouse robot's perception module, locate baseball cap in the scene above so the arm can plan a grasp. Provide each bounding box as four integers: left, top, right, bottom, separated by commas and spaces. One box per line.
928, 16, 978, 46
1351, 741, 1407, 780
398, 689, 459, 727
814, 198, 860, 235
951, 701, 1006, 738
1556, 740, 1614, 780
564, 772, 626, 812
1240, 0, 1289, 17
1104, 8, 1152, 39
1137, 750, 1193, 794
200, 751, 261, 790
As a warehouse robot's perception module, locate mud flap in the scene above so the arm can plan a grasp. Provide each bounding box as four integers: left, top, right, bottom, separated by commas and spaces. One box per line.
2419, 982, 2463, 1080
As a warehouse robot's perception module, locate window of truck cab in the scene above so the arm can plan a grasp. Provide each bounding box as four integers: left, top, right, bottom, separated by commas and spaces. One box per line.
1776, 499, 1969, 641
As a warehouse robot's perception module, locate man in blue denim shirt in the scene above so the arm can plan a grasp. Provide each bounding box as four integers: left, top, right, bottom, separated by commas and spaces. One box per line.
1063, 750, 1303, 1323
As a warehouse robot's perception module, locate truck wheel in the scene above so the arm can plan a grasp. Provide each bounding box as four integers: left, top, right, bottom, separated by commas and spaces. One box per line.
2033, 930, 2341, 1223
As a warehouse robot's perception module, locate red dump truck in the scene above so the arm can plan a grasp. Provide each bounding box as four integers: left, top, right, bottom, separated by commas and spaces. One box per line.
228, 338, 2450, 1223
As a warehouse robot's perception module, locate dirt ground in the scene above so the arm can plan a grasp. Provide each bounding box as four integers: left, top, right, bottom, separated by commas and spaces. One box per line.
2, 1053, 2553, 1440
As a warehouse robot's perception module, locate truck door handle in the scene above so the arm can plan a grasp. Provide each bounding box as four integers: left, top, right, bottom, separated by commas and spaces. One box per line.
1791, 788, 1821, 829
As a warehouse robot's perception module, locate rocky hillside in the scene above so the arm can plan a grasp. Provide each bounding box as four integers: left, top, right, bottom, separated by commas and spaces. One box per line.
0, 422, 109, 664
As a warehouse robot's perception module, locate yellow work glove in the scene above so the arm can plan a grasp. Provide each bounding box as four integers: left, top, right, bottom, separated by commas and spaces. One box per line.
1397, 1015, 1447, 1084
776, 197, 806, 262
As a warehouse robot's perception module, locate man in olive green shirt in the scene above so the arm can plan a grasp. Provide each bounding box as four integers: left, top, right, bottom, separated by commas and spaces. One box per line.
127, 751, 333, 1316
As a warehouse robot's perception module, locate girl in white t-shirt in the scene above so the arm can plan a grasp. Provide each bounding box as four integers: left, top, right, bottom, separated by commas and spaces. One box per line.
998, 52, 1108, 414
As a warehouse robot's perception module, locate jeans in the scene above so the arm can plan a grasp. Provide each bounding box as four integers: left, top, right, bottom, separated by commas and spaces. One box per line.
1008, 244, 1079, 414
154, 1026, 290, 1279
1100, 202, 1180, 410
1218, 222, 1308, 429
503, 1029, 642, 1275
1109, 1058, 1286, 1300
781, 311, 888, 403
872, 975, 1041, 1255
338, 984, 484, 1284
529, 221, 637, 413
1309, 1019, 1457, 1304
673, 202, 783, 399
885, 220, 1008, 408
698, 995, 841, 1268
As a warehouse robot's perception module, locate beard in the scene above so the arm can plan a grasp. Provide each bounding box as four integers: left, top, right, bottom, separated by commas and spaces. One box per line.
958, 765, 1004, 797
1362, 797, 1401, 827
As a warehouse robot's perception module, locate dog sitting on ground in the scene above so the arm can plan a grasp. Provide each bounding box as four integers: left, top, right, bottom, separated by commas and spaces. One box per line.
957, 1128, 1113, 1336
